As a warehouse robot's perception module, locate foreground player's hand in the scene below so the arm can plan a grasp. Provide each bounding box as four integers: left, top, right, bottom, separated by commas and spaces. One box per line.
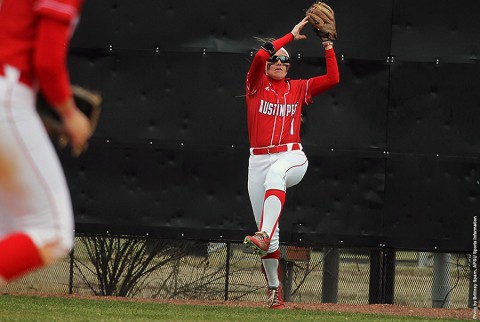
38, 86, 102, 157
61, 102, 92, 157
291, 16, 309, 40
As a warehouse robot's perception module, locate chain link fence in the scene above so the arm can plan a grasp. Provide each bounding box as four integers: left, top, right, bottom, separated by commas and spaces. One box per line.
0, 236, 472, 309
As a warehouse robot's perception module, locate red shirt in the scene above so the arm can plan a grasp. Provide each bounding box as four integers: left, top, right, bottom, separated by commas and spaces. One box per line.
246, 33, 339, 148
0, 0, 82, 104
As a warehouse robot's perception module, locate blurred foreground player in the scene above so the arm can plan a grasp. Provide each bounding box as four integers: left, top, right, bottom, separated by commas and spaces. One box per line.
0, 0, 91, 283
243, 8, 339, 308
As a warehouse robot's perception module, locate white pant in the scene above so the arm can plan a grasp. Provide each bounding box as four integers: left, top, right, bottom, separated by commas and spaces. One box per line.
247, 150, 308, 252
0, 65, 74, 258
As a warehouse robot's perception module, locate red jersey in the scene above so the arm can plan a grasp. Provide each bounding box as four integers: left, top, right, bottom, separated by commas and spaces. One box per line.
246, 33, 339, 148
0, 0, 82, 103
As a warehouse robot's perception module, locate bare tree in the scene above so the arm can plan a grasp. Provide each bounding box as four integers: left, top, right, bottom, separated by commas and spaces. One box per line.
74, 236, 201, 297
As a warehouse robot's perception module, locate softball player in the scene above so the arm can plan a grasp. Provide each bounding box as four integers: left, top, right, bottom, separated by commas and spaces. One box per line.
0, 0, 91, 283
243, 17, 340, 308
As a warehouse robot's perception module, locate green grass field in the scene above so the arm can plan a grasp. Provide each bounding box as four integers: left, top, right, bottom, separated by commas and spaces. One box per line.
0, 295, 470, 322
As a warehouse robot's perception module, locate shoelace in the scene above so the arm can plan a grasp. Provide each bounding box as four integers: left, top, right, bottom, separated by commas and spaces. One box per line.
254, 231, 268, 241
267, 288, 280, 307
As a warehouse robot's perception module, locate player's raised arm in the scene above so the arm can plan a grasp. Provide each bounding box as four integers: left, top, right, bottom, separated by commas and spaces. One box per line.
306, 42, 340, 98
305, 2, 340, 98
246, 17, 309, 96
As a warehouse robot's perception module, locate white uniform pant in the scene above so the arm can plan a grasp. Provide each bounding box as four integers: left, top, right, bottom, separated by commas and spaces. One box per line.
0, 65, 74, 258
248, 150, 308, 253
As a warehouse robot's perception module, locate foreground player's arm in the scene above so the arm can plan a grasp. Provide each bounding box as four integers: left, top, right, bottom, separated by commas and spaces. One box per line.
34, 16, 72, 115
34, 16, 91, 153
307, 46, 340, 97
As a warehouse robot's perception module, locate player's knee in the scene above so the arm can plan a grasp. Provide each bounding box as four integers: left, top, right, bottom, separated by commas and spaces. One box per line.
39, 237, 73, 266
20, 223, 73, 267
264, 178, 286, 192
31, 218, 74, 265
265, 167, 287, 190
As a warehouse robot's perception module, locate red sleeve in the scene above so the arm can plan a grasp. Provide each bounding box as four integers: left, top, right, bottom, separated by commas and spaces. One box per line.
33, 16, 72, 106
305, 48, 340, 103
246, 33, 294, 95
33, 0, 82, 107
34, 0, 82, 23
271, 33, 295, 55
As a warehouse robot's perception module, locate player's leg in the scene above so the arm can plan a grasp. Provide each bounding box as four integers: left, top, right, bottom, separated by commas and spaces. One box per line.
247, 155, 270, 230
260, 150, 308, 251
261, 249, 285, 308
244, 155, 275, 256
0, 78, 74, 282
247, 155, 283, 307
254, 151, 308, 308
245, 160, 270, 253
245, 154, 272, 255
245, 151, 308, 254
261, 249, 280, 288
248, 182, 265, 230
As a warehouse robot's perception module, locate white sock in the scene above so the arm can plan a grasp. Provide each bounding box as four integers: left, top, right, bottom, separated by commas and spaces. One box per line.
260, 195, 282, 238
262, 258, 279, 288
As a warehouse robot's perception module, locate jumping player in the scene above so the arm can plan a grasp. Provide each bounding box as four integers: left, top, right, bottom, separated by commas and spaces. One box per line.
243, 16, 340, 308
0, 0, 91, 283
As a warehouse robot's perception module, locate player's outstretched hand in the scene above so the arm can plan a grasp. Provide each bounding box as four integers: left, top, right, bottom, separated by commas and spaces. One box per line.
291, 16, 309, 41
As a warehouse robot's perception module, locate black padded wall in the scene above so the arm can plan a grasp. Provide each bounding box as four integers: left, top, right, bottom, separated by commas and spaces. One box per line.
391, 0, 480, 63
63, 0, 480, 251
68, 52, 246, 144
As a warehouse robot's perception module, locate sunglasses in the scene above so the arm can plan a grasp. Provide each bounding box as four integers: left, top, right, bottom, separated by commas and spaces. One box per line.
267, 55, 291, 64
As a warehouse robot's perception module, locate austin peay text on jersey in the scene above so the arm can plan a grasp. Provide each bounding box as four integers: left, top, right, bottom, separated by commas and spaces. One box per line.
258, 99, 298, 117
